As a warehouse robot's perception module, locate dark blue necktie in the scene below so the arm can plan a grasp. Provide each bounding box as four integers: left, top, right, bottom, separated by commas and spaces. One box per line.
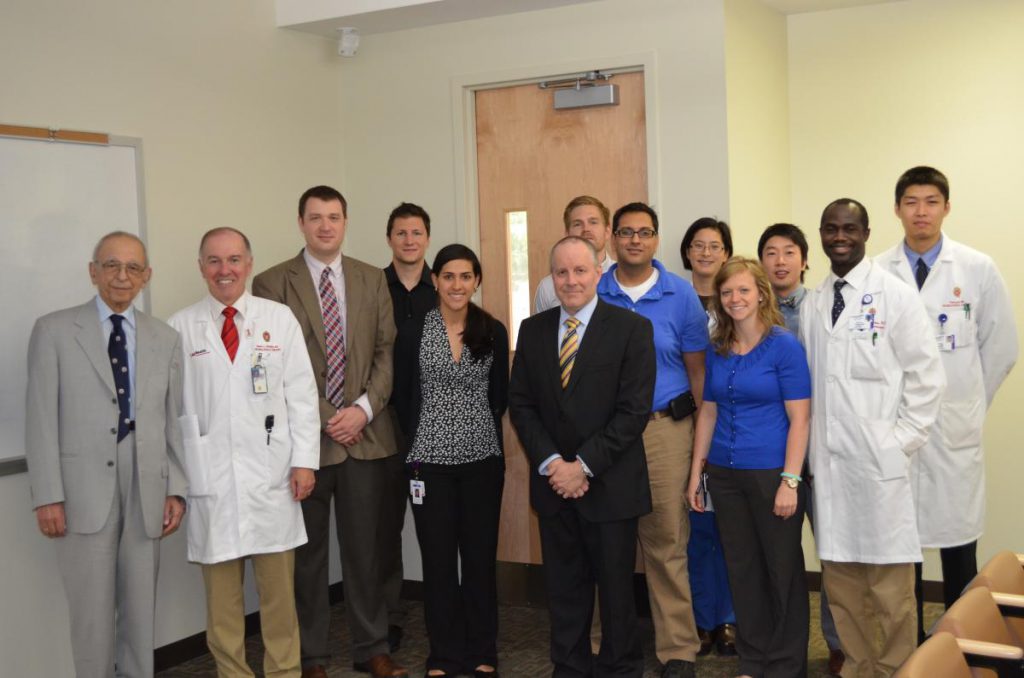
109, 314, 132, 442
915, 258, 929, 290
831, 280, 846, 327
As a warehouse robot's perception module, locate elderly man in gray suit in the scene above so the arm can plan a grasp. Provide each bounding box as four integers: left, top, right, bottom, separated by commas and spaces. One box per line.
25, 231, 187, 678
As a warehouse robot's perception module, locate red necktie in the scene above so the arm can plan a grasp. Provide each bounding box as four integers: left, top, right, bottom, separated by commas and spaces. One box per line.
222, 307, 239, 362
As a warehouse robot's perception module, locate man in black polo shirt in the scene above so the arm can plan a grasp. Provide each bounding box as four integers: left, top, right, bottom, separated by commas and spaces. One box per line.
380, 202, 437, 651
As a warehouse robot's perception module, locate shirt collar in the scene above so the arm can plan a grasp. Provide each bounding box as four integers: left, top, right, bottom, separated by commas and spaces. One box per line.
384, 261, 433, 289
560, 293, 599, 328
777, 285, 806, 308
95, 295, 136, 327
206, 291, 250, 322
902, 235, 944, 269
827, 257, 872, 292
303, 248, 343, 282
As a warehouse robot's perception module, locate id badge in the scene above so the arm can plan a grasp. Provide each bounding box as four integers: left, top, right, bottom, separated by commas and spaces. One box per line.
410, 479, 425, 505
848, 315, 871, 335
936, 333, 956, 352
251, 354, 269, 394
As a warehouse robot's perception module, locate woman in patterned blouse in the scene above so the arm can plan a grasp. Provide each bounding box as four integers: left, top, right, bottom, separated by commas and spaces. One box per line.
393, 244, 508, 678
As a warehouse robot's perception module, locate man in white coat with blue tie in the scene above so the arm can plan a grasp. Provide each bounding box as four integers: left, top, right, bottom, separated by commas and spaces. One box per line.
169, 227, 320, 678
877, 166, 1018, 639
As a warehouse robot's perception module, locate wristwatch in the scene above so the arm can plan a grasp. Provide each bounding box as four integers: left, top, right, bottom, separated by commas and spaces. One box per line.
780, 472, 801, 489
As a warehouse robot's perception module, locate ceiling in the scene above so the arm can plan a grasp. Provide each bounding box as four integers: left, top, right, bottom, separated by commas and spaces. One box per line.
275, 0, 906, 38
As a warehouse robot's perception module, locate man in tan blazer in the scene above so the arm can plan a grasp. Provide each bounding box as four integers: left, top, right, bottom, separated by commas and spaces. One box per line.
25, 231, 186, 678
253, 186, 405, 678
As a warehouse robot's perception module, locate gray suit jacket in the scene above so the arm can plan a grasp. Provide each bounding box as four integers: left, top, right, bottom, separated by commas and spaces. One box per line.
25, 300, 187, 538
253, 251, 397, 466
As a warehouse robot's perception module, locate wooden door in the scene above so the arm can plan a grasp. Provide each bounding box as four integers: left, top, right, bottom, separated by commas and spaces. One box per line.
475, 71, 648, 564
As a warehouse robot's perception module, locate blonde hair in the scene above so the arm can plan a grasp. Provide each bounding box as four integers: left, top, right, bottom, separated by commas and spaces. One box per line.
708, 257, 784, 355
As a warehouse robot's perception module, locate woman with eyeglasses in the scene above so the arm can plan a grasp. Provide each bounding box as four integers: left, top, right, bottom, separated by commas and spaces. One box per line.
686, 257, 811, 677
679, 217, 738, 657
392, 244, 508, 678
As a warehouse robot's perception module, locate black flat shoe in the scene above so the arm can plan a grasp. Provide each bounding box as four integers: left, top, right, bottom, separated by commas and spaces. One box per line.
474, 670, 498, 678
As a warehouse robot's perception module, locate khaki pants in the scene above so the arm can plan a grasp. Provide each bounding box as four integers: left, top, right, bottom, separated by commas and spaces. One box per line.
202, 550, 301, 678
823, 560, 916, 678
592, 415, 701, 662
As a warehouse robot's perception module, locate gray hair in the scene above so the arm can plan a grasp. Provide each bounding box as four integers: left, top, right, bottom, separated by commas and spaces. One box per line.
198, 227, 253, 257
92, 231, 148, 266
549, 235, 599, 272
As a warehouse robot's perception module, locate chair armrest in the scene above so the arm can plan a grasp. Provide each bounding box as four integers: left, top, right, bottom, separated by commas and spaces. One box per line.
956, 638, 1024, 660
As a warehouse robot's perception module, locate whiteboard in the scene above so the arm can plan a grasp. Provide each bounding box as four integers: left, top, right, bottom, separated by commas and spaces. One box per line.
0, 134, 147, 466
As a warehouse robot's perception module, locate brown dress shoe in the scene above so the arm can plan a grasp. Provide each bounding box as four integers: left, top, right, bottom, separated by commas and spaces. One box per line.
714, 623, 737, 656
301, 666, 328, 678
827, 648, 846, 675
362, 653, 409, 678
697, 627, 713, 656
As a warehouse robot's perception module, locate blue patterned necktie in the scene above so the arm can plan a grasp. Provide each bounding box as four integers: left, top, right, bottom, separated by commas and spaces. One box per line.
831, 280, 846, 327
109, 314, 132, 441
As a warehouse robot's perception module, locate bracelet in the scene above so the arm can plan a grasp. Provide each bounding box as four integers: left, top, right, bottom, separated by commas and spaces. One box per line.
780, 472, 802, 482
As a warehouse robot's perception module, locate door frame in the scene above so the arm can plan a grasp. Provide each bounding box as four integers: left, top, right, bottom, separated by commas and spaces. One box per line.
449, 51, 662, 254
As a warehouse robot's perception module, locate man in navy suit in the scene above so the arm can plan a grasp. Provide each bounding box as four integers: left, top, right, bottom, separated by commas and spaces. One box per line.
509, 235, 655, 678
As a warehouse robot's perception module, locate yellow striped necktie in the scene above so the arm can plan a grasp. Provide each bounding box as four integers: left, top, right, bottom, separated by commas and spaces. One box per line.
559, 317, 581, 389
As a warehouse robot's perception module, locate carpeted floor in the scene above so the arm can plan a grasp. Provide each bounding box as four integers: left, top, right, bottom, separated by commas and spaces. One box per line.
158, 593, 942, 677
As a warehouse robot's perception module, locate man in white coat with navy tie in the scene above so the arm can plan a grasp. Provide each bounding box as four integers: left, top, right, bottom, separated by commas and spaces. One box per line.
169, 227, 320, 678
801, 198, 944, 677
877, 166, 1018, 639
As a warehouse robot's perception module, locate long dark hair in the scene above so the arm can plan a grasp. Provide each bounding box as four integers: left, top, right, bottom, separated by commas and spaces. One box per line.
431, 244, 496, 359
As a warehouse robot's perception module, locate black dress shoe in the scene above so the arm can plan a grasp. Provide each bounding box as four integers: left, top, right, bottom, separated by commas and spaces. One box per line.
697, 627, 713, 656
388, 624, 403, 653
714, 623, 737, 656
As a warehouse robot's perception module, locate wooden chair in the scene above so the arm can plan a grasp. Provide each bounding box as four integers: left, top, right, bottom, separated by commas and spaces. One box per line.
932, 586, 1024, 677
894, 631, 974, 677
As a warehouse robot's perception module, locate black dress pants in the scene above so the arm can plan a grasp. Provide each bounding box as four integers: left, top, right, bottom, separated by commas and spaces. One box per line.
915, 540, 977, 642
410, 455, 505, 674
538, 507, 643, 678
707, 464, 809, 678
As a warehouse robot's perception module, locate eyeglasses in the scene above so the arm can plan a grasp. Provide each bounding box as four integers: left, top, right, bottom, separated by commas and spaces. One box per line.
689, 241, 724, 254
97, 260, 147, 278
615, 228, 657, 239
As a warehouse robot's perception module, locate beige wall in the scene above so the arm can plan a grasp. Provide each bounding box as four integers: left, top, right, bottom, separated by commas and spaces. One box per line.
0, 0, 346, 672
0, 0, 346, 319
724, 0, 791, 253
334, 0, 732, 275
788, 0, 1024, 577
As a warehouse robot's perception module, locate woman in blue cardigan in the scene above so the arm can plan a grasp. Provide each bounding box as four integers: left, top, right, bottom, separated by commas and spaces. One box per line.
686, 257, 812, 677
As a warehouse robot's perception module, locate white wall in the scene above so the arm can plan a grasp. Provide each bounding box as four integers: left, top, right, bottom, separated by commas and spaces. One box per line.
0, 0, 352, 673
332, 0, 732, 276
724, 0, 791, 252
788, 0, 1024, 577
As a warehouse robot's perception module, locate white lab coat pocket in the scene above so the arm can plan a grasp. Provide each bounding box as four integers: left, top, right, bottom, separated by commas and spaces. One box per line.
849, 336, 882, 381
859, 418, 908, 481
939, 397, 985, 450
179, 414, 214, 497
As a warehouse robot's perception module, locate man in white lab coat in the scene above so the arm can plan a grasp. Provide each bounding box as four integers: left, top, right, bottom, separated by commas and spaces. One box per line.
877, 166, 1018, 639
801, 199, 945, 677
169, 227, 320, 678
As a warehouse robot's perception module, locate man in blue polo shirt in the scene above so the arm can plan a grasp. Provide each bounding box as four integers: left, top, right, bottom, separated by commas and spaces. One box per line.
597, 202, 709, 678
